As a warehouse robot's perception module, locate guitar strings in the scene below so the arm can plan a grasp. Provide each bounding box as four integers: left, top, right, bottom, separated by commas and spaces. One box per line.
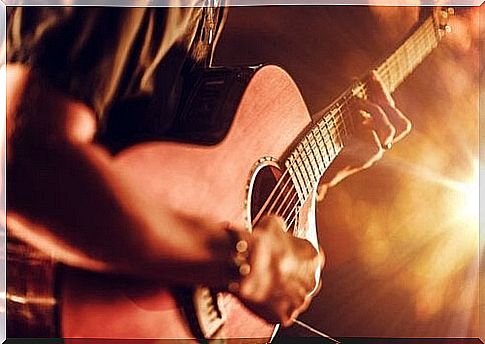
279, 22, 439, 230
252, 88, 359, 231
243, 18, 441, 343
252, 68, 380, 225
293, 318, 341, 344
253, 84, 362, 229
377, 18, 437, 92
252, 18, 438, 233
378, 18, 433, 78
254, 96, 356, 234
252, 82, 363, 226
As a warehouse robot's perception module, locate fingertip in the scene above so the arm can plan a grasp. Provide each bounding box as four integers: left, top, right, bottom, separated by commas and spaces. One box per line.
404, 117, 413, 134
282, 316, 295, 328
370, 70, 379, 81
378, 119, 396, 148
256, 215, 269, 227
369, 141, 384, 162
367, 72, 394, 107
319, 247, 326, 266
391, 108, 412, 142
259, 215, 287, 232
274, 215, 287, 229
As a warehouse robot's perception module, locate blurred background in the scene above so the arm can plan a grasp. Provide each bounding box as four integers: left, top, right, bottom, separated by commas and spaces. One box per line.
215, 6, 481, 339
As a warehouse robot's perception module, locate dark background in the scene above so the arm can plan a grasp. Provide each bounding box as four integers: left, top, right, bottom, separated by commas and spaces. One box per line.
215, 6, 481, 340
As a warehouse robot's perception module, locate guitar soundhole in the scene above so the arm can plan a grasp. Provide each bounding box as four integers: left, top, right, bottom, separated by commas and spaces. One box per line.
250, 164, 297, 232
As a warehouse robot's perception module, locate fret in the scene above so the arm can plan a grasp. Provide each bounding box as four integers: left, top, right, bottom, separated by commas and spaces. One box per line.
427, 19, 439, 50
390, 57, 398, 91
297, 144, 316, 189
291, 153, 306, 195
283, 11, 449, 205
403, 45, 411, 79
376, 17, 439, 93
423, 31, 431, 64
318, 120, 334, 163
341, 93, 356, 132
294, 149, 312, 195
299, 153, 314, 196
317, 120, 330, 159
379, 59, 391, 92
310, 128, 326, 172
328, 112, 340, 149
324, 117, 340, 157
316, 124, 331, 166
335, 104, 348, 137
286, 155, 306, 202
395, 51, 403, 86
418, 24, 428, 60
304, 134, 321, 175
330, 110, 343, 148
286, 167, 304, 203
399, 44, 408, 79
381, 61, 390, 92
408, 34, 419, 71
302, 137, 321, 179
324, 118, 337, 156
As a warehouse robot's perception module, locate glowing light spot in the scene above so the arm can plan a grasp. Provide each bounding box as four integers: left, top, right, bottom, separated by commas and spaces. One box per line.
461, 160, 479, 221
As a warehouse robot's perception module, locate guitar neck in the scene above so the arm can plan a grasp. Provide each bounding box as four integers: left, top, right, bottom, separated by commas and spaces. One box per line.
376, 15, 444, 94
285, 10, 450, 203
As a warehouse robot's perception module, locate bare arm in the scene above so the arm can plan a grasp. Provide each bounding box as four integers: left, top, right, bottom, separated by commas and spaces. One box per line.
6, 65, 322, 325
6, 64, 234, 283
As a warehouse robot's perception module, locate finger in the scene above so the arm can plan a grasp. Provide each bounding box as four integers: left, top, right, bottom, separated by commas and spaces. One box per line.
282, 315, 296, 327
258, 215, 287, 232
288, 291, 314, 325
300, 292, 314, 313
279, 301, 296, 327
380, 104, 412, 143
312, 276, 323, 296
318, 245, 326, 269
319, 128, 383, 187
307, 250, 324, 295
286, 294, 309, 327
358, 99, 396, 148
307, 248, 325, 295
366, 71, 412, 143
357, 130, 384, 169
366, 70, 395, 107
316, 183, 329, 202
350, 129, 385, 167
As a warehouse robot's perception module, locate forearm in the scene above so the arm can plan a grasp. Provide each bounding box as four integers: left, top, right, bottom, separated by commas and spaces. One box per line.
8, 139, 233, 284
6, 65, 233, 286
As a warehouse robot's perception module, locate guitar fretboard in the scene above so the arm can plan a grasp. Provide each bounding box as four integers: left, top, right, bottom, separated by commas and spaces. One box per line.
376, 16, 442, 94
285, 13, 447, 204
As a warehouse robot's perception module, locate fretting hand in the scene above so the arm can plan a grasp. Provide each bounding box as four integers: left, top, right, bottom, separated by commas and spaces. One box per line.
318, 71, 412, 197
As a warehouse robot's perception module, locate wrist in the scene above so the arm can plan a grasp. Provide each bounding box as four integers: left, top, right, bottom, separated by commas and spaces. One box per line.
224, 227, 253, 294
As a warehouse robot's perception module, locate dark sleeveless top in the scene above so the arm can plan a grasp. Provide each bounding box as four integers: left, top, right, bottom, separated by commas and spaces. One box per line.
7, 6, 226, 124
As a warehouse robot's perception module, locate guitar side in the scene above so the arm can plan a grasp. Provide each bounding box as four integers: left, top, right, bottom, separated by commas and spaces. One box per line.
60, 65, 320, 340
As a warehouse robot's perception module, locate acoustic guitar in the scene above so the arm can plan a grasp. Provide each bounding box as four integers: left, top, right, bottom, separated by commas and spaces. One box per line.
7, 7, 453, 343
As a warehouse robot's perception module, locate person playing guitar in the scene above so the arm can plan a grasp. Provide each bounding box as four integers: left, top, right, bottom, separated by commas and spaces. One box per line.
5, 4, 412, 340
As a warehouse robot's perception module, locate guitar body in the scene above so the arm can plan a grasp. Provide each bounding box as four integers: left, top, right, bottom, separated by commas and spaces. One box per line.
61, 65, 320, 341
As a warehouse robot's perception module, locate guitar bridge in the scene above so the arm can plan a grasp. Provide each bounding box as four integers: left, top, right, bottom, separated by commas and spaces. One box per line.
192, 286, 227, 339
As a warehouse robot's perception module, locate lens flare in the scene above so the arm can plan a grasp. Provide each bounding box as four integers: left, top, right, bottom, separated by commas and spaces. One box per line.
461, 160, 479, 222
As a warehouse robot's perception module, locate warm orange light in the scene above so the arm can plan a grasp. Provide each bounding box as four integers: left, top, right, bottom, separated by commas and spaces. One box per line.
461, 160, 479, 223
